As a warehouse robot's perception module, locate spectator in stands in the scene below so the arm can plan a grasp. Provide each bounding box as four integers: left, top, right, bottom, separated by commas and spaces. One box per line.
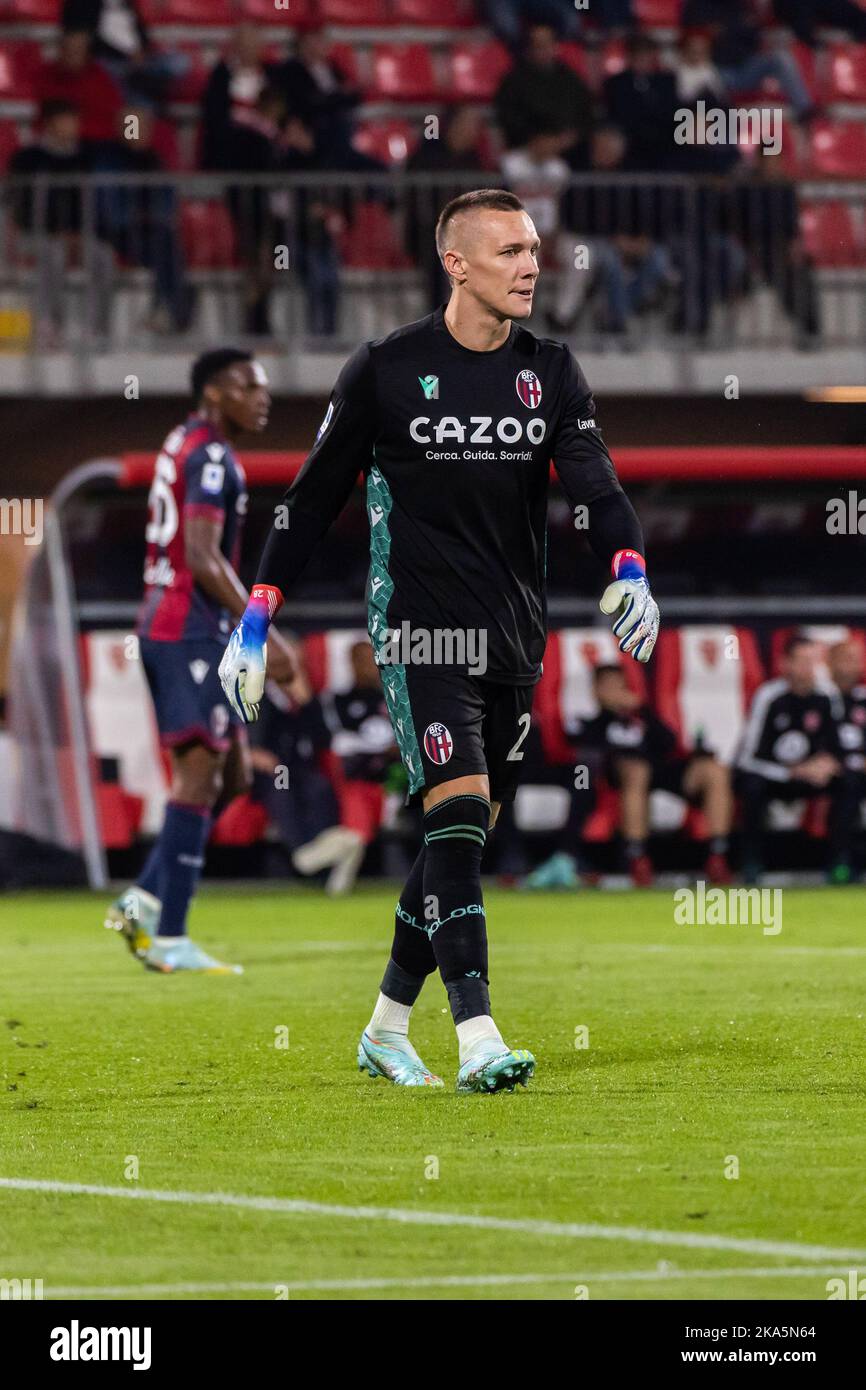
773, 0, 866, 49
249, 646, 341, 869
669, 31, 742, 174
681, 0, 814, 120
8, 99, 114, 345
494, 22, 594, 167
556, 124, 680, 338
602, 33, 679, 171
737, 635, 856, 884
61, 0, 188, 107
36, 29, 123, 147
406, 105, 487, 310
571, 664, 734, 887
295, 641, 400, 896
481, 0, 582, 48
273, 24, 362, 166
200, 23, 279, 173
91, 105, 194, 333
733, 156, 820, 345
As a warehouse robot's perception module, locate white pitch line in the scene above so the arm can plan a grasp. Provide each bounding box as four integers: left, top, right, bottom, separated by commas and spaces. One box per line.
46, 1266, 850, 1298
2, 1177, 865, 1262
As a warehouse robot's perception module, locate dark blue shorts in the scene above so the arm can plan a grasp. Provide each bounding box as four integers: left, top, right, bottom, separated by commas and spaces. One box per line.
139, 636, 240, 753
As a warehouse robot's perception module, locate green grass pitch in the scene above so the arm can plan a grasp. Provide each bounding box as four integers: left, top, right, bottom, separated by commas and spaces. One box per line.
1, 884, 864, 1301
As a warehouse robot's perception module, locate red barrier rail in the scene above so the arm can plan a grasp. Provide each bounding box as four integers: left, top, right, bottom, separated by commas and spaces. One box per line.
118, 445, 866, 489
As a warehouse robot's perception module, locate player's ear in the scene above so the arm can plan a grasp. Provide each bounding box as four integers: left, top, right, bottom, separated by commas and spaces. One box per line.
442, 249, 466, 285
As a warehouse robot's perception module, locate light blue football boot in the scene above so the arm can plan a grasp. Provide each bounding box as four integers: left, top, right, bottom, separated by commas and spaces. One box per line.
357, 1029, 444, 1087
456, 1044, 536, 1094
140, 936, 243, 975
523, 852, 581, 891
104, 886, 161, 957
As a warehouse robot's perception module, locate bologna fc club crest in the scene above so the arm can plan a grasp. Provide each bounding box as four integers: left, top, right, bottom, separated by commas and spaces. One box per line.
424, 722, 453, 764
516, 369, 542, 408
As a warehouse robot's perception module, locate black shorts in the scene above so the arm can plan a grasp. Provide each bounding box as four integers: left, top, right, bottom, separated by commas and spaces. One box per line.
379, 665, 536, 804
607, 753, 696, 798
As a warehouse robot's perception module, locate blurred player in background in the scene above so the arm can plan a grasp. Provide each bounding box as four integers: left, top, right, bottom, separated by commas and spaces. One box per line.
105, 348, 294, 972
737, 635, 855, 885
219, 189, 659, 1092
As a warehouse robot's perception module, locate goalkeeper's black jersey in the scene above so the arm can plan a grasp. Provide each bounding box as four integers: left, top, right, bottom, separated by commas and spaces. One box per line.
258, 305, 643, 684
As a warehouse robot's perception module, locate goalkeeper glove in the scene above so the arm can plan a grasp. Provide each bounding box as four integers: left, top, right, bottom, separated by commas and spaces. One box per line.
219, 584, 283, 724
599, 550, 659, 663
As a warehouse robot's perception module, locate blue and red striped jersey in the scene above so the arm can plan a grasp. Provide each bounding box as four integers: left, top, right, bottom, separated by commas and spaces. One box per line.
137, 415, 248, 643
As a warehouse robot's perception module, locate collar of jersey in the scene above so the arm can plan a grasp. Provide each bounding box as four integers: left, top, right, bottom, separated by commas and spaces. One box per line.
432, 305, 517, 358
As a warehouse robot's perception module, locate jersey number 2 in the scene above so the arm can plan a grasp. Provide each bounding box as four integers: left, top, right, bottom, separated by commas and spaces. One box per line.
506, 712, 531, 761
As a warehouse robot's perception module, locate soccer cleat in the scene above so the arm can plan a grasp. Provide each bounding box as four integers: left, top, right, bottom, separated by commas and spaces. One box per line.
104, 887, 161, 957
456, 1045, 536, 1095
629, 853, 654, 888
140, 936, 243, 975
705, 851, 733, 886
357, 1029, 444, 1087
523, 851, 581, 890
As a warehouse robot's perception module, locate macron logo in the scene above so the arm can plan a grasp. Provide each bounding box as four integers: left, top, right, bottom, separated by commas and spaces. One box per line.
50, 1321, 152, 1371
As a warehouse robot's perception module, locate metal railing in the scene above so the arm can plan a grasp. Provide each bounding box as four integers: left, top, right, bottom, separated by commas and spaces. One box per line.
2, 170, 864, 354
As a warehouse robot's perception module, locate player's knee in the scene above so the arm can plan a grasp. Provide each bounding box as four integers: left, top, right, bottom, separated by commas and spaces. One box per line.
423, 792, 490, 865
618, 757, 651, 787
173, 746, 224, 808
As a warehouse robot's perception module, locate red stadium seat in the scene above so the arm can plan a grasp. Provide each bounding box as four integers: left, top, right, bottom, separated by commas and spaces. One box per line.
809, 120, 866, 177
353, 117, 417, 166
181, 199, 237, 268
166, 42, 210, 104
328, 41, 362, 88
237, 0, 315, 18
558, 41, 590, 82
800, 202, 866, 267
339, 200, 413, 268
0, 41, 41, 101
0, 0, 61, 19
448, 39, 512, 100
0, 117, 19, 169
655, 626, 765, 766
825, 44, 866, 102
319, 0, 389, 21
633, 0, 682, 24
211, 793, 269, 847
391, 0, 476, 23
150, 0, 233, 20
371, 43, 438, 101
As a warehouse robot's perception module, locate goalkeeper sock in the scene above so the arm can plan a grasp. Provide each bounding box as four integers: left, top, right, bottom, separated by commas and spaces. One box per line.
156, 801, 211, 937
136, 841, 162, 898
422, 794, 491, 1025
373, 847, 437, 1028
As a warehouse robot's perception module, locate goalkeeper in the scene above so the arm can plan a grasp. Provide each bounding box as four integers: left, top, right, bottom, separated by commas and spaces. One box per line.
220, 189, 659, 1093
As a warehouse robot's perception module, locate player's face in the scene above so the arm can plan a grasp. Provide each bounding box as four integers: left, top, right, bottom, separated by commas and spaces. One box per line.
596, 671, 634, 713
829, 642, 863, 688
460, 210, 540, 322
784, 643, 818, 688
219, 360, 271, 434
